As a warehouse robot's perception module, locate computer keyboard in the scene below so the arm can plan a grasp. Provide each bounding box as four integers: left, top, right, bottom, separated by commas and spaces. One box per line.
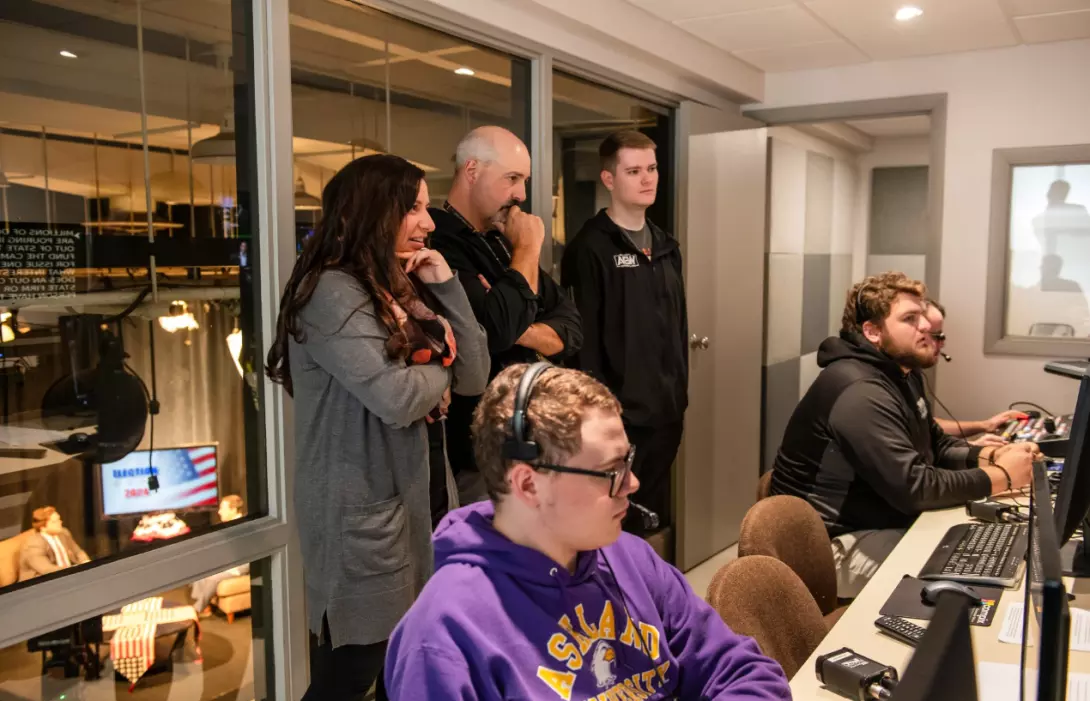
918, 522, 1028, 588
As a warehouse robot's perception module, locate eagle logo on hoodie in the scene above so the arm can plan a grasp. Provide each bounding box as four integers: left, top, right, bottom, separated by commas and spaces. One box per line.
590, 642, 617, 688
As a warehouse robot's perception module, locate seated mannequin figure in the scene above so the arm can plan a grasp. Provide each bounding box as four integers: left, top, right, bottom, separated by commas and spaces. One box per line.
19, 506, 90, 581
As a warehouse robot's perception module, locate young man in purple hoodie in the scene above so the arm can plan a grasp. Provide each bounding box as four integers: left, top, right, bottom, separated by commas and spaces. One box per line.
385, 363, 791, 700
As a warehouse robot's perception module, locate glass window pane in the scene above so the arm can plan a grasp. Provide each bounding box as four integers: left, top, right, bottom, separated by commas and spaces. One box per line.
0, 556, 273, 700
0, 0, 266, 594
1005, 164, 1090, 338
550, 71, 674, 279
288, 0, 531, 251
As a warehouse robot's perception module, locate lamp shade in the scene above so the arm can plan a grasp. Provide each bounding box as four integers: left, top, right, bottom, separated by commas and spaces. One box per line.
191, 130, 236, 165
294, 178, 321, 211
226, 328, 243, 377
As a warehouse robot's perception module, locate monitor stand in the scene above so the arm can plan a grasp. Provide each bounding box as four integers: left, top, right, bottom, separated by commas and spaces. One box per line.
1061, 517, 1090, 578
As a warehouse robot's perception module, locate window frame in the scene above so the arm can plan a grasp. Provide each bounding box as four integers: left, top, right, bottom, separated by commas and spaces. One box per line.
984, 143, 1090, 357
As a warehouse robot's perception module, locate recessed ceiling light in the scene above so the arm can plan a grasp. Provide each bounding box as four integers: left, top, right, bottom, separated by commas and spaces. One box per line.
454, 67, 475, 76
59, 50, 78, 59
895, 6, 923, 21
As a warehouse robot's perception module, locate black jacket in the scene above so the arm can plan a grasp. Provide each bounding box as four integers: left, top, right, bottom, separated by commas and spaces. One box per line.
770, 332, 991, 536
428, 205, 582, 473
561, 210, 688, 427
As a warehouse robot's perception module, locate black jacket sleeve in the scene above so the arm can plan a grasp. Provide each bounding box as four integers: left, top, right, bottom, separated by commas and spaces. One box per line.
828, 380, 992, 513
930, 416, 982, 469
560, 242, 605, 377
535, 269, 583, 361
431, 238, 539, 354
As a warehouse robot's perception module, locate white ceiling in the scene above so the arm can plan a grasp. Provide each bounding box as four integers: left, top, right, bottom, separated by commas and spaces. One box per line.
625, 0, 1090, 72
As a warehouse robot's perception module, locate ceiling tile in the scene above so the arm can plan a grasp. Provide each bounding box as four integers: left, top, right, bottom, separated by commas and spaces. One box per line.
733, 39, 869, 72
803, 0, 1019, 61
999, 0, 1090, 18
676, 4, 838, 52
625, 0, 793, 23
1014, 9, 1090, 42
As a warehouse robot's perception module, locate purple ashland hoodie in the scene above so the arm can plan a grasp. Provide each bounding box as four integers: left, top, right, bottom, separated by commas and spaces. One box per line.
385, 502, 791, 700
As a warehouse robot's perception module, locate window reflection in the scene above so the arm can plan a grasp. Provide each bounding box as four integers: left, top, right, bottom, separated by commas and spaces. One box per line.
0, 556, 267, 700
0, 0, 263, 593
288, 0, 531, 252
1006, 164, 1090, 337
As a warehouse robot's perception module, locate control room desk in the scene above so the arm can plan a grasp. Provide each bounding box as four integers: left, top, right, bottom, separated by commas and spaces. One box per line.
789, 502, 1090, 698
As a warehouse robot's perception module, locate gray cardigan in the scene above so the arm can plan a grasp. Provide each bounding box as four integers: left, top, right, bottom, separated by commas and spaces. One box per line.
289, 271, 488, 647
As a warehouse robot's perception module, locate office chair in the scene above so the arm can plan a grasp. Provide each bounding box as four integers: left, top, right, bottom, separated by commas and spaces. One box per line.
738, 495, 845, 624
707, 555, 828, 678
756, 471, 773, 501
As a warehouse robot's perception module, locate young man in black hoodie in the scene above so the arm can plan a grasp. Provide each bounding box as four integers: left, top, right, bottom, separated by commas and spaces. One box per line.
561, 131, 688, 535
429, 126, 582, 505
770, 272, 1038, 597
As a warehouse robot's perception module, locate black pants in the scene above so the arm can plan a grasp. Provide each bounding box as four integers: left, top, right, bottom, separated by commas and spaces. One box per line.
427, 421, 449, 528
623, 421, 684, 535
302, 615, 388, 701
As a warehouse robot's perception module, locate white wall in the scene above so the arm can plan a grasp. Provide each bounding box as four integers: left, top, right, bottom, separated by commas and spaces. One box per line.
762, 39, 1090, 420
855, 136, 931, 281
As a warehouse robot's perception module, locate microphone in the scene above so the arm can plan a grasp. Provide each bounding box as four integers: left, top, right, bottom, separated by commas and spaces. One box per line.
941, 352, 952, 362
966, 500, 1027, 524
629, 502, 660, 531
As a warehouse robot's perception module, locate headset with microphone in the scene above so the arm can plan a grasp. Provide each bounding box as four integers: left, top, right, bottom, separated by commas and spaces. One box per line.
502, 362, 659, 531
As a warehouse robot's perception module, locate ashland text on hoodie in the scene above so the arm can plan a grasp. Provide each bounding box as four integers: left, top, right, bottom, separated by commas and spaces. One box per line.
770, 331, 991, 537
385, 502, 790, 700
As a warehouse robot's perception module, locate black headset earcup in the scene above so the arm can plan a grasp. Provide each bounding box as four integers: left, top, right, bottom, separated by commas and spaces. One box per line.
502, 438, 540, 462
503, 362, 551, 463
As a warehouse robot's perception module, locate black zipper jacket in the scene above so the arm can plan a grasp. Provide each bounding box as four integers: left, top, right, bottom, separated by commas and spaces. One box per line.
770, 332, 991, 536
428, 205, 582, 473
560, 209, 688, 428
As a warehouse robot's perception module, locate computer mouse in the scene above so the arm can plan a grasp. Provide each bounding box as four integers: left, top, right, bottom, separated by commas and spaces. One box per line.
920, 580, 983, 606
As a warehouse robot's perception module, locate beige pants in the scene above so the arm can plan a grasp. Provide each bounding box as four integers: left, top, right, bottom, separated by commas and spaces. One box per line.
830, 528, 907, 598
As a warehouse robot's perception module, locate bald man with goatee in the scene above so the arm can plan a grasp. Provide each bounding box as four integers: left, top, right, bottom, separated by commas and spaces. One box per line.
428, 126, 582, 504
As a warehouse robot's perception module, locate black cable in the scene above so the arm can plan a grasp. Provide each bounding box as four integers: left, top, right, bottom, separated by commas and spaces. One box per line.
921, 372, 967, 440
102, 286, 152, 325
146, 319, 160, 492
1009, 401, 1055, 417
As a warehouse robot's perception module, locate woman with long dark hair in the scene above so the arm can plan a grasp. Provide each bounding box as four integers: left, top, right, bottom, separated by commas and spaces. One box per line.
266, 154, 488, 699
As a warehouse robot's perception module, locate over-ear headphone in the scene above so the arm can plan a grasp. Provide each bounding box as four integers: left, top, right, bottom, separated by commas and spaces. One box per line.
501, 361, 552, 462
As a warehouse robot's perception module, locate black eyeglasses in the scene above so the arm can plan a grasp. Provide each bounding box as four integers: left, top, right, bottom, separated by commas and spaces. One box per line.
532, 445, 636, 498
930, 332, 946, 342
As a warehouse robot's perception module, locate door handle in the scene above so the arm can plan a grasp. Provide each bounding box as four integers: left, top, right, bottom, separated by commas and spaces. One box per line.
689, 335, 710, 350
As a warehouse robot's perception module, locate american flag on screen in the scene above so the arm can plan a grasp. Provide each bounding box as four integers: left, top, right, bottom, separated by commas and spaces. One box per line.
155, 446, 219, 508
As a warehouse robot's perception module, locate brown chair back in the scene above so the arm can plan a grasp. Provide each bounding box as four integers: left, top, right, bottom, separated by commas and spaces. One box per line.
707, 555, 828, 679
0, 530, 34, 588
756, 471, 773, 501
738, 495, 838, 616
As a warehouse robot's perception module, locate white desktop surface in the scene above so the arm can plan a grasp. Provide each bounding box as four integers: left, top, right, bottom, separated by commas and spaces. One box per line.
0, 424, 90, 476
789, 502, 1090, 698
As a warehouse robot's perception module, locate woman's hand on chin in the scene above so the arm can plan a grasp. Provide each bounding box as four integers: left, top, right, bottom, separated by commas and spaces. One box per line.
397, 249, 454, 284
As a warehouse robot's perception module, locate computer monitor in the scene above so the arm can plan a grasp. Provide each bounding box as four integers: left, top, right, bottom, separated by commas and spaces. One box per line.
1053, 371, 1090, 575
891, 593, 978, 701
99, 444, 219, 518
1022, 461, 1071, 701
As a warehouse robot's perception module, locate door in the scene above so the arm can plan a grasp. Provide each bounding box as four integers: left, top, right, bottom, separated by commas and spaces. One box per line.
676, 101, 768, 572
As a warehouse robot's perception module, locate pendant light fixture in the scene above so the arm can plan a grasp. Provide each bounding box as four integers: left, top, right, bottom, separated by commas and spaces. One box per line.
191, 43, 235, 166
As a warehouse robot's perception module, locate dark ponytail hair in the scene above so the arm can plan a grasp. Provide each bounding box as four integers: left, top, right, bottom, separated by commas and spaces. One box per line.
265, 154, 426, 395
